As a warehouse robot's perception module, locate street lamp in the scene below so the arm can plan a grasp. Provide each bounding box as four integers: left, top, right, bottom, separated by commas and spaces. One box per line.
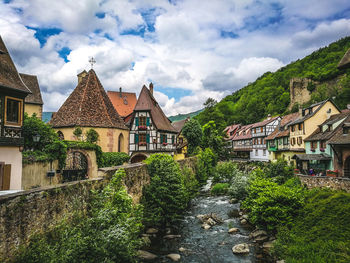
32, 134, 41, 142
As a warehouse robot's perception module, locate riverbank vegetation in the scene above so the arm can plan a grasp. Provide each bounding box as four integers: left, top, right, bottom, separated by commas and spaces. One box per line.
13, 169, 143, 263
211, 159, 350, 262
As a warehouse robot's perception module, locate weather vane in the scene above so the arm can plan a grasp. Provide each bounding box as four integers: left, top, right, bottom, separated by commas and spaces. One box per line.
89, 57, 96, 68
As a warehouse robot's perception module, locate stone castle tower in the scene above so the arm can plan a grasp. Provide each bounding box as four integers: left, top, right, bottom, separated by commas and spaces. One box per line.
288, 77, 312, 110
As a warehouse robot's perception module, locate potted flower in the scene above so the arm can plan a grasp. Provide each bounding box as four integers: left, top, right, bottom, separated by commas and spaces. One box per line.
138, 125, 147, 130
138, 142, 147, 146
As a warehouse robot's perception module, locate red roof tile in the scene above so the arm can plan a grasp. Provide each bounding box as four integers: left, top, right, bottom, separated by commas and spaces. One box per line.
266, 112, 299, 140
251, 116, 280, 128
50, 69, 127, 129
232, 124, 254, 141
107, 90, 137, 117
134, 85, 177, 133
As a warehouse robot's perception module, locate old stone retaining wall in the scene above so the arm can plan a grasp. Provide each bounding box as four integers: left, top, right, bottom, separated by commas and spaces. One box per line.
0, 157, 197, 260
298, 175, 350, 192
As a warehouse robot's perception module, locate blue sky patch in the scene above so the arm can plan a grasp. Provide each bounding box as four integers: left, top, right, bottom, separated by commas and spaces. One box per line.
121, 26, 146, 37
140, 7, 164, 32
155, 86, 192, 102
26, 26, 63, 47
95, 12, 105, 19
58, 47, 71, 62
220, 30, 239, 38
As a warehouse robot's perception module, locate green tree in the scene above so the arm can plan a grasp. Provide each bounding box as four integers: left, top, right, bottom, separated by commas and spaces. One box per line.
201, 121, 226, 160
196, 147, 217, 184
142, 154, 187, 226
182, 119, 203, 155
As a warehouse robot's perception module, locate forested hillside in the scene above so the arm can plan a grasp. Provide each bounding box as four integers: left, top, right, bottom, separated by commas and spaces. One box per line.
196, 36, 350, 130
168, 109, 204, 122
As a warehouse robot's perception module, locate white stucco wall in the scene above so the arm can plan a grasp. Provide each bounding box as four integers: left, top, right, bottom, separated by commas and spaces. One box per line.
0, 146, 22, 190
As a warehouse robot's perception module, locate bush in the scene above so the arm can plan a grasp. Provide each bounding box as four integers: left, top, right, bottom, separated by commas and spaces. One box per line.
263, 159, 294, 184
181, 167, 199, 200
101, 152, 130, 167
196, 148, 217, 185
211, 183, 230, 195
213, 161, 239, 183
142, 154, 187, 226
273, 189, 350, 262
228, 175, 249, 200
13, 169, 143, 263
242, 176, 306, 233
85, 128, 99, 144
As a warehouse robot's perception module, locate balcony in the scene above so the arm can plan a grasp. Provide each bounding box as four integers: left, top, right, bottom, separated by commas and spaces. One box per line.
0, 126, 24, 146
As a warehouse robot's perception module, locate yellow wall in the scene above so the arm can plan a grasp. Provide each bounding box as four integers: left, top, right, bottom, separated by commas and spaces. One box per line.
290, 101, 340, 150
25, 104, 42, 119
54, 127, 129, 153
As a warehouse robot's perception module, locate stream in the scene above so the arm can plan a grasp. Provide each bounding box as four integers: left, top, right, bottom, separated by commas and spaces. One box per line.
144, 179, 257, 262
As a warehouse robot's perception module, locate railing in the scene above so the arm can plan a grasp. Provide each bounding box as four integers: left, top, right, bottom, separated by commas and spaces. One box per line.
3, 126, 22, 138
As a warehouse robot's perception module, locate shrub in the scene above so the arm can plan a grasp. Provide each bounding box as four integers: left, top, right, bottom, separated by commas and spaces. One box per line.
13, 169, 143, 263
262, 159, 294, 184
213, 161, 239, 183
181, 167, 199, 200
142, 154, 187, 226
273, 189, 350, 262
101, 152, 130, 167
85, 128, 99, 144
73, 126, 83, 140
242, 176, 306, 233
228, 175, 249, 200
196, 148, 217, 185
211, 183, 230, 195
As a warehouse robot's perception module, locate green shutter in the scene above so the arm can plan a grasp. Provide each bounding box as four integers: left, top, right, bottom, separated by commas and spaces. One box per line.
164, 135, 167, 143
146, 134, 150, 143
160, 134, 163, 143
135, 117, 139, 126
146, 117, 150, 126
135, 134, 139, 143
172, 135, 175, 144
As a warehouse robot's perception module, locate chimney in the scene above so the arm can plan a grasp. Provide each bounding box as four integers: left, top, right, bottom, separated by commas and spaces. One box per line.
119, 87, 122, 97
149, 82, 153, 95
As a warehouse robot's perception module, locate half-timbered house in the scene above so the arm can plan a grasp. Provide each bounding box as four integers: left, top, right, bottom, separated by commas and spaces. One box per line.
129, 83, 177, 163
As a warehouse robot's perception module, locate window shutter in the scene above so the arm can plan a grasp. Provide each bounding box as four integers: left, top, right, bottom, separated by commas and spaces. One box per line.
135, 134, 139, 143
164, 135, 167, 143
146, 134, 150, 143
160, 135, 163, 143
172, 135, 175, 144
135, 117, 139, 126
146, 117, 150, 126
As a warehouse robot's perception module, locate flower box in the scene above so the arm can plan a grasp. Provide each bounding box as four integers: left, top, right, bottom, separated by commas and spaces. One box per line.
320, 148, 325, 152
138, 142, 147, 146
311, 148, 315, 152
294, 168, 300, 175
326, 170, 338, 177
138, 125, 147, 130
162, 143, 168, 146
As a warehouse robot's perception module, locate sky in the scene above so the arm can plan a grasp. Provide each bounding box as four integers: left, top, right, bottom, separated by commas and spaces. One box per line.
1, 0, 350, 116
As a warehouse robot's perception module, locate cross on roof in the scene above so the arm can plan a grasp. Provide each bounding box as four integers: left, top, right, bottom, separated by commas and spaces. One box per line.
89, 57, 96, 68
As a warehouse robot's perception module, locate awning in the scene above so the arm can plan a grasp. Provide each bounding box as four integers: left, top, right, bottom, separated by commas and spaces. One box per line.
292, 153, 332, 161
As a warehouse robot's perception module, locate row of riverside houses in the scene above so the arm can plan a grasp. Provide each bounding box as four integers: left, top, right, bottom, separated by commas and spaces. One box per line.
0, 35, 186, 191
0, 36, 44, 191
225, 48, 350, 178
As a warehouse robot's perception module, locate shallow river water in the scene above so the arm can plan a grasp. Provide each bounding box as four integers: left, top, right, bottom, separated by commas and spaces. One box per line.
147, 181, 256, 262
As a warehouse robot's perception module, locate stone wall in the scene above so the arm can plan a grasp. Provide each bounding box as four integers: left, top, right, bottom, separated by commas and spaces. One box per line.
298, 175, 350, 192
22, 160, 60, 190
0, 157, 198, 260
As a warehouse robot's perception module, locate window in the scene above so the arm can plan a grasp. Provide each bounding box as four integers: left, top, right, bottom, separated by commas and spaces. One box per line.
291, 125, 295, 132
255, 149, 258, 156
291, 137, 295, 146
5, 97, 22, 125
297, 137, 302, 145
160, 134, 167, 144
57, 131, 64, 140
311, 141, 317, 150
320, 141, 326, 149
263, 149, 266, 156
139, 116, 146, 126
172, 135, 175, 144
260, 127, 263, 133
298, 123, 303, 131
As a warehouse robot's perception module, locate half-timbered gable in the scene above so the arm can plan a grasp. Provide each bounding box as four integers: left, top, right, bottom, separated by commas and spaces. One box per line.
129, 84, 177, 163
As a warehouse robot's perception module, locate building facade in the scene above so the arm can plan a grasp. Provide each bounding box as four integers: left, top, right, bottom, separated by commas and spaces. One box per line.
50, 69, 129, 153
231, 124, 253, 159
250, 116, 280, 162
20, 73, 43, 119
0, 36, 31, 190
129, 84, 177, 163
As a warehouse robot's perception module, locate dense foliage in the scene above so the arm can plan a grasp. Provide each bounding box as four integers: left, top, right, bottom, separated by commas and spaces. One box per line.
211, 183, 230, 195
274, 189, 350, 262
182, 119, 203, 155
213, 161, 239, 183
141, 154, 188, 226
195, 36, 350, 130
101, 152, 130, 167
196, 148, 217, 185
13, 169, 143, 263
201, 121, 226, 160
85, 128, 99, 144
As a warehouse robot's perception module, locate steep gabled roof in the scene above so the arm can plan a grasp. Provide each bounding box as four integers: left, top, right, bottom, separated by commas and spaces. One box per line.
251, 116, 280, 128
224, 124, 241, 140
172, 118, 189, 133
266, 112, 299, 140
232, 124, 254, 141
0, 36, 31, 94
20, 73, 43, 105
50, 69, 127, 129
338, 48, 350, 69
134, 85, 176, 132
107, 90, 137, 117
325, 115, 350, 145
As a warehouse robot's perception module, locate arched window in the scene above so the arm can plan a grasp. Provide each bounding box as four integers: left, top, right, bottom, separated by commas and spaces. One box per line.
118, 133, 124, 152
57, 131, 64, 140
